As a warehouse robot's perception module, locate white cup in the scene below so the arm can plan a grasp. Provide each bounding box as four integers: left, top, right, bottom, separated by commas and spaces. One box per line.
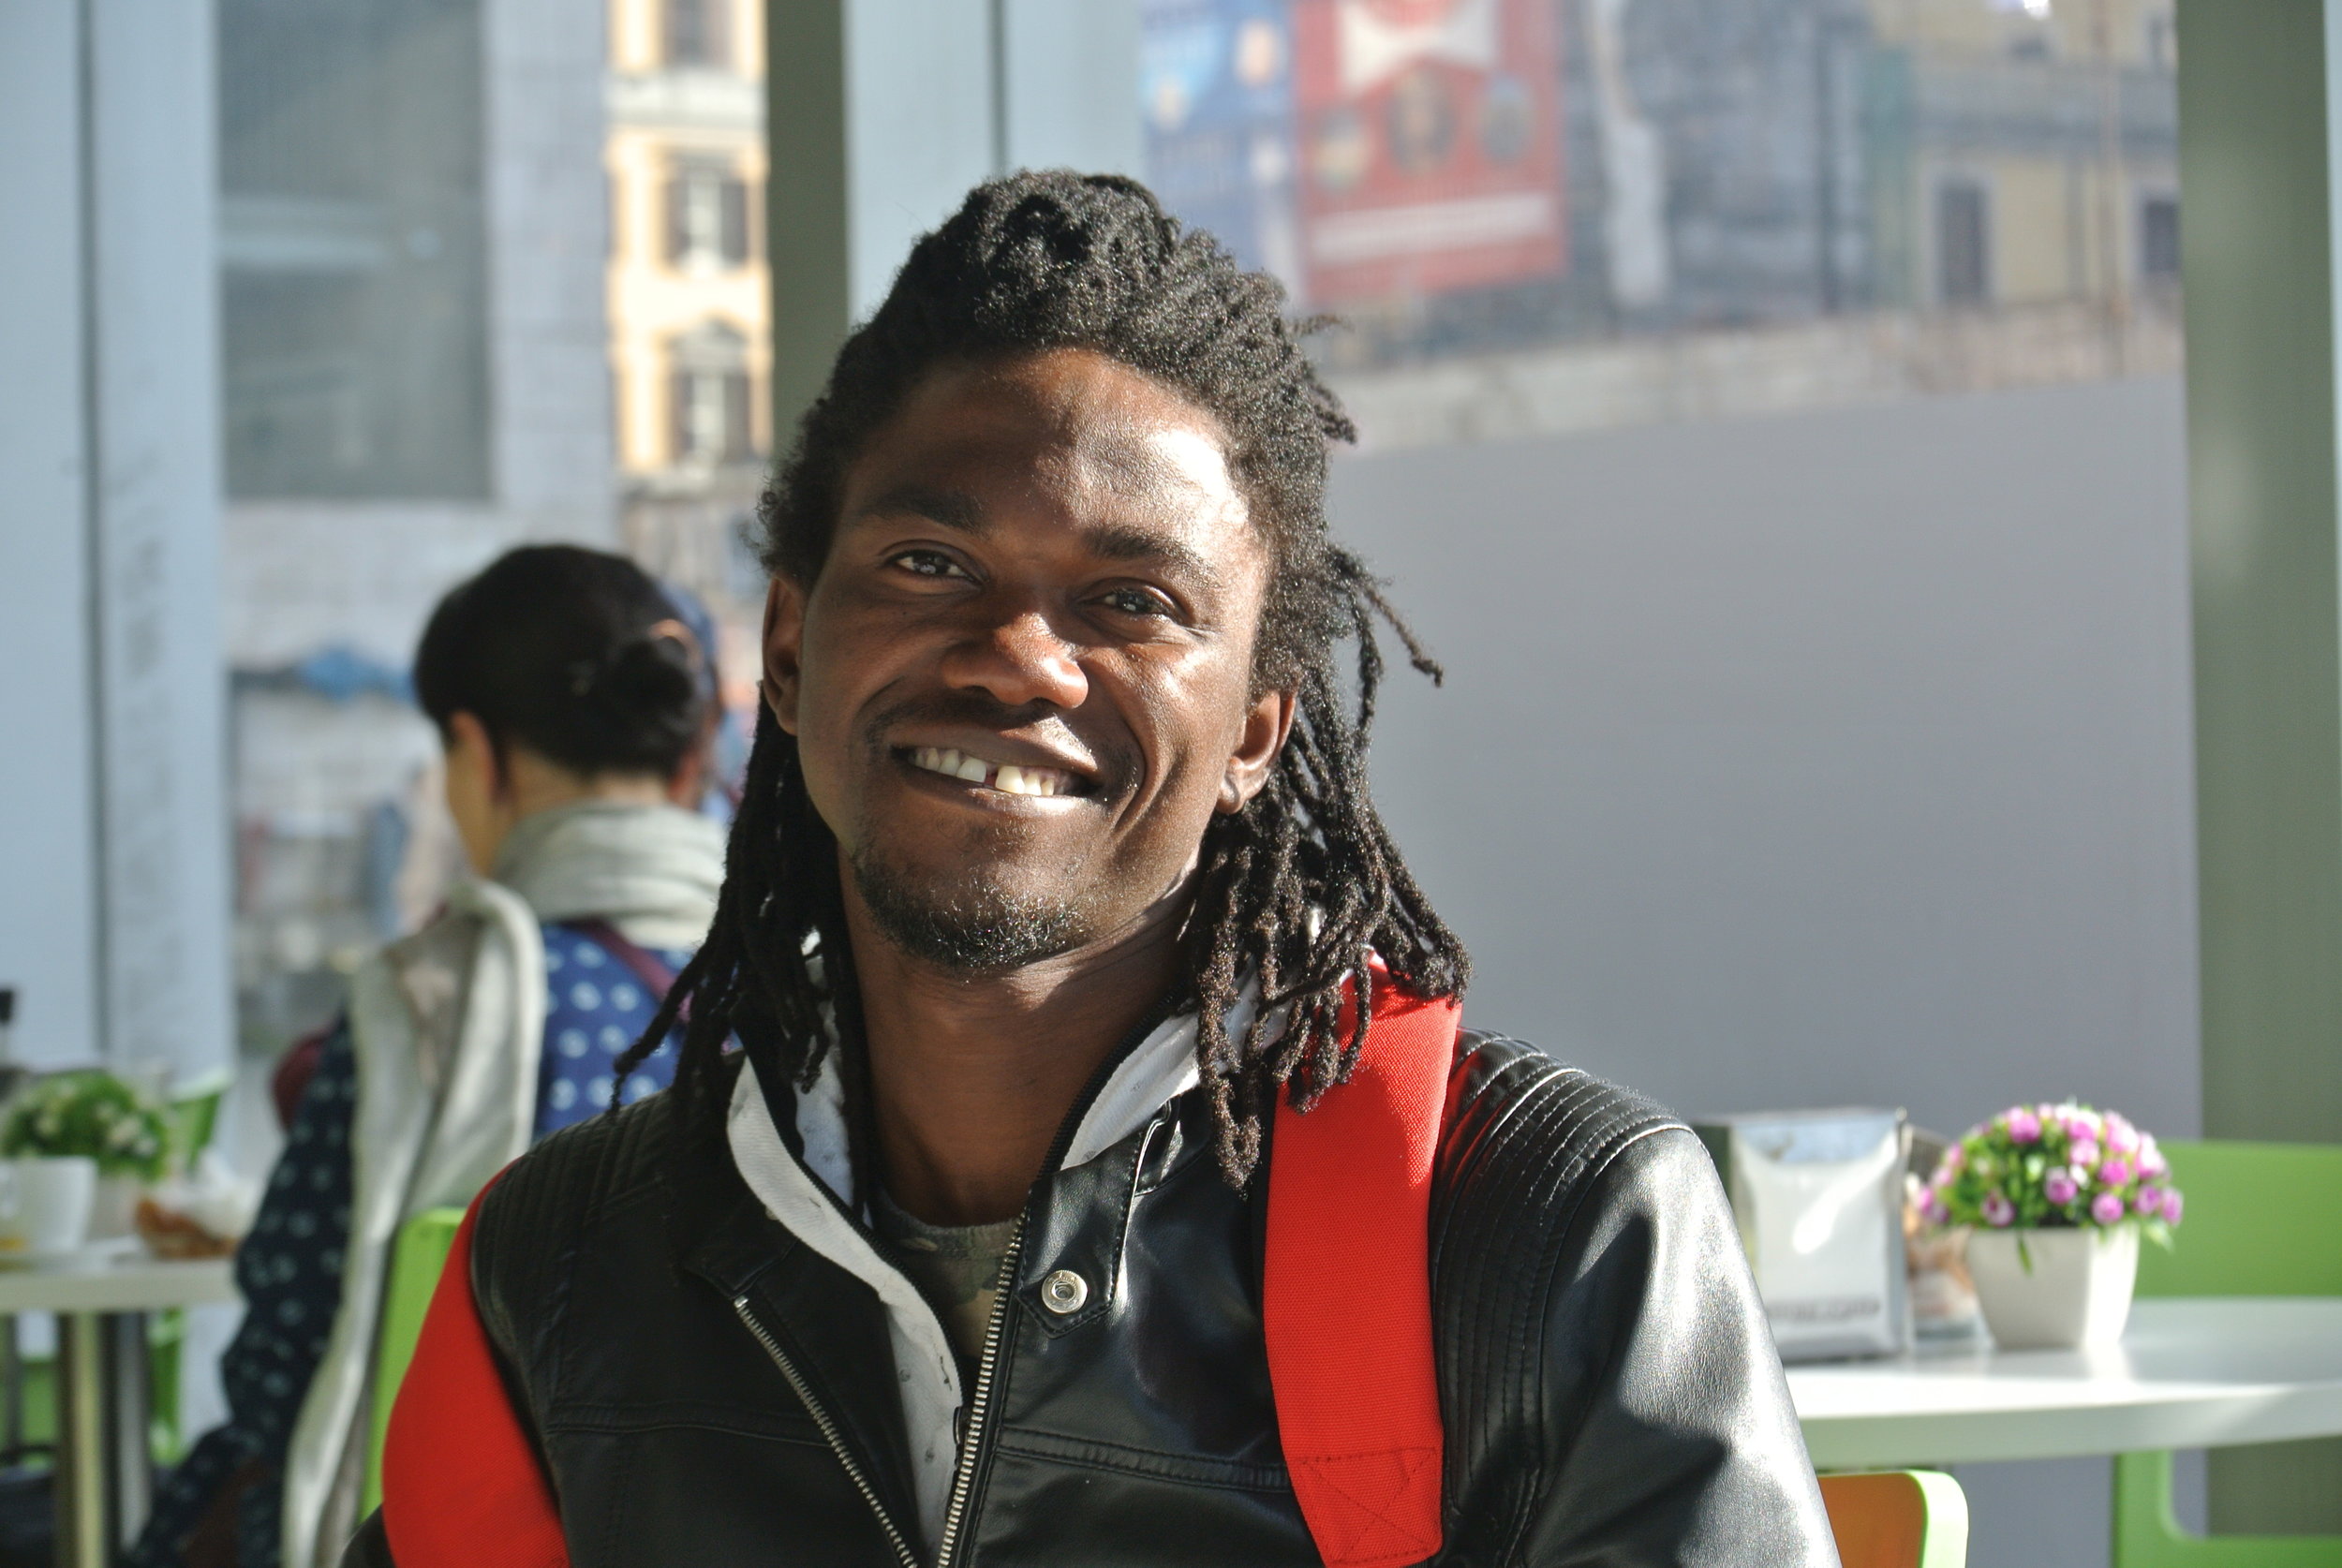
0, 1156, 97, 1257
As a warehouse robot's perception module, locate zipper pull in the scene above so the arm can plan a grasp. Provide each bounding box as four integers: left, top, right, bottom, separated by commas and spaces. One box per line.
952, 1403, 970, 1447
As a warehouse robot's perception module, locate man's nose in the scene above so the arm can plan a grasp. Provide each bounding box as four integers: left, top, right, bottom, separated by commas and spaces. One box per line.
938, 608, 1090, 710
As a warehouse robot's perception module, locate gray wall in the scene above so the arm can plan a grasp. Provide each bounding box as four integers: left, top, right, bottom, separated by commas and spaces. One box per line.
1336, 375, 2200, 1142
1331, 374, 2200, 1568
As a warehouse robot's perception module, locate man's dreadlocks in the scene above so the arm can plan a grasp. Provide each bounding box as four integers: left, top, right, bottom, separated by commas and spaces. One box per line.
617, 170, 1467, 1186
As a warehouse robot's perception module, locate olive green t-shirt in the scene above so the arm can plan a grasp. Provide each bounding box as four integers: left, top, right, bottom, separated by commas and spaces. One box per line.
871, 1188, 1017, 1372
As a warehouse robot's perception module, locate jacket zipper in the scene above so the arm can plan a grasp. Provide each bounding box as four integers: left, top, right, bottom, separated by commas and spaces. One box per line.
930, 1220, 1026, 1568
731, 1293, 923, 1568
732, 995, 1174, 1566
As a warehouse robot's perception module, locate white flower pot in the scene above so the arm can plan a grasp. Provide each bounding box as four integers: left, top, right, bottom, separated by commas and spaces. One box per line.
0, 1156, 97, 1258
1966, 1224, 2140, 1350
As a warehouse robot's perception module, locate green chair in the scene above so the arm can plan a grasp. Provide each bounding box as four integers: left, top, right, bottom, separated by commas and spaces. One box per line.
2112, 1140, 2342, 1566
1819, 1470, 1968, 1568
162, 1067, 233, 1177
145, 1065, 236, 1460
361, 1207, 466, 1515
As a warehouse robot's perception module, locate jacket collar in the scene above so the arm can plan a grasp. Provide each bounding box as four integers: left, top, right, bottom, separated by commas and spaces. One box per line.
718, 988, 1258, 1547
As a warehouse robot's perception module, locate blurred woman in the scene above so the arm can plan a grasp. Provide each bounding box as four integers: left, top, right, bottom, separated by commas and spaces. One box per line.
132, 545, 728, 1568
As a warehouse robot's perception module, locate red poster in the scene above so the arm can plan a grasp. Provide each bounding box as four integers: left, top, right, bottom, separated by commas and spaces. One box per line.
1289, 0, 1568, 307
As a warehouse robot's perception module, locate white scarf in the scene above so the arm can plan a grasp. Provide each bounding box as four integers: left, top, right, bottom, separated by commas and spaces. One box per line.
282, 800, 725, 1567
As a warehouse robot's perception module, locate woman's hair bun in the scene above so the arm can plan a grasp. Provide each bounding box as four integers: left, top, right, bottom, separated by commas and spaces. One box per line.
577, 625, 700, 732
415, 546, 716, 779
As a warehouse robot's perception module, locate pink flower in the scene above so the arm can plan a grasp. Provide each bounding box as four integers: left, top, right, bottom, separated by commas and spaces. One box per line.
2161, 1189, 2185, 1224
2044, 1169, 2079, 1206
1920, 1191, 1949, 1225
1941, 1145, 1965, 1173
2070, 1139, 2101, 1169
2135, 1187, 2164, 1217
1982, 1191, 2016, 1227
2106, 1117, 2141, 1154
2139, 1139, 2167, 1176
2098, 1157, 2133, 1187
2005, 1108, 2042, 1144
2063, 1110, 2102, 1143
2091, 1191, 2126, 1225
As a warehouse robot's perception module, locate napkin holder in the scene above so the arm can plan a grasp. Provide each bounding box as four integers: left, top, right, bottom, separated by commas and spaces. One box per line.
1695, 1107, 1911, 1362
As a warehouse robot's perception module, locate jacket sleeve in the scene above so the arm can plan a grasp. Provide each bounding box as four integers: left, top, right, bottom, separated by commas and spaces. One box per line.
1519, 1125, 1839, 1566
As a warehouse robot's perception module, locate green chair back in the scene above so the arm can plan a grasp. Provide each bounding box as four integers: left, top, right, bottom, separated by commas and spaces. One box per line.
2114, 1140, 2342, 1567
362, 1207, 466, 1516
1819, 1470, 1967, 1568
2135, 1141, 2342, 1298
163, 1067, 232, 1176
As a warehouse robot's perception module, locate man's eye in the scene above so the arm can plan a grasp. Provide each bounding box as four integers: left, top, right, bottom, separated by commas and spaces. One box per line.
1099, 587, 1173, 618
889, 550, 968, 580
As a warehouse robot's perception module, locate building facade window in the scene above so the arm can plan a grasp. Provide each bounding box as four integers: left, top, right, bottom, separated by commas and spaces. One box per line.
2140, 194, 2181, 282
1936, 179, 1991, 307
662, 0, 731, 69
668, 319, 754, 466
665, 157, 750, 270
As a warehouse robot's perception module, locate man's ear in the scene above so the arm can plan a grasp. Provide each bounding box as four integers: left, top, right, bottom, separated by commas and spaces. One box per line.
762, 576, 807, 736
1218, 688, 1297, 814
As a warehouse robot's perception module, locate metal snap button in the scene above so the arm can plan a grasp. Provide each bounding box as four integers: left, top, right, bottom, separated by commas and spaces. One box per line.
1040, 1268, 1089, 1314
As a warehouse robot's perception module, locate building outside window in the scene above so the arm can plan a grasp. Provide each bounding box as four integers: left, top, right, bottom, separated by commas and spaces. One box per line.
665, 155, 753, 271
2140, 192, 2181, 283
1936, 179, 1991, 306
663, 0, 731, 69
669, 320, 755, 465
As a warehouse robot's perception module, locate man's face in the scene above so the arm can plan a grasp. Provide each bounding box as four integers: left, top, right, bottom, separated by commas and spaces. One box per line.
763, 348, 1295, 971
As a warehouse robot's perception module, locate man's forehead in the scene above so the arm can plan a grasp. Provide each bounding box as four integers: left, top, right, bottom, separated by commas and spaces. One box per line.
849, 353, 1254, 550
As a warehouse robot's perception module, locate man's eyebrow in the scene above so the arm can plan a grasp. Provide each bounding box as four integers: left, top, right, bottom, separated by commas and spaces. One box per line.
850, 489, 1228, 587
1085, 522, 1223, 588
851, 483, 986, 533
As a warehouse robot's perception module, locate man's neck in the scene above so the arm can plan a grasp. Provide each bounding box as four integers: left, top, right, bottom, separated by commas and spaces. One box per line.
845, 880, 1186, 1228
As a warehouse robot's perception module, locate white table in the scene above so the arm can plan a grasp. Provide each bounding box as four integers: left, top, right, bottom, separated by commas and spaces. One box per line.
0, 1253, 237, 1568
1789, 1297, 2342, 1470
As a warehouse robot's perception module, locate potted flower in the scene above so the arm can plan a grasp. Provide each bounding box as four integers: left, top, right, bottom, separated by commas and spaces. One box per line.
1920, 1102, 2183, 1349
0, 1072, 170, 1250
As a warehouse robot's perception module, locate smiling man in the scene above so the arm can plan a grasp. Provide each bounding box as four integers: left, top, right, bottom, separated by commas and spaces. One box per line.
346, 174, 1833, 1568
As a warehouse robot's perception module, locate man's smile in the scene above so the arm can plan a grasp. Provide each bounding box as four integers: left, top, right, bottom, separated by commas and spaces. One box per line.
898, 743, 1095, 800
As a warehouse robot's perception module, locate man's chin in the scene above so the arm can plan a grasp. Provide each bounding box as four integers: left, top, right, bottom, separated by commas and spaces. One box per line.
848, 851, 1089, 973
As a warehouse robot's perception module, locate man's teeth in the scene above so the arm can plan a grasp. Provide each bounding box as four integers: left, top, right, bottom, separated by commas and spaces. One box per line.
909, 747, 1077, 797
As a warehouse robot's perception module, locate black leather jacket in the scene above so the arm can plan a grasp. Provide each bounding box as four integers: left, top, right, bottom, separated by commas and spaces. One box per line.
346, 1031, 1835, 1567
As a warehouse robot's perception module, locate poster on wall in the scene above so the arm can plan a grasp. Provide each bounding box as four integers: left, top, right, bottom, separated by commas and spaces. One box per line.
1288, 0, 1568, 307
1140, 0, 1305, 293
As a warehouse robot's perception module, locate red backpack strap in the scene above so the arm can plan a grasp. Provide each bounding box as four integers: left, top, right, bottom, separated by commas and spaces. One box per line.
381, 1185, 570, 1568
1265, 980, 1462, 1568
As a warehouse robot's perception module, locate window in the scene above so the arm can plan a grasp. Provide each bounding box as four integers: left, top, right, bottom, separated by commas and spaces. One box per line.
1139, 0, 2181, 443
663, 0, 732, 69
1936, 180, 1990, 307
2141, 195, 2181, 283
219, 0, 490, 498
664, 157, 751, 270
668, 319, 754, 465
